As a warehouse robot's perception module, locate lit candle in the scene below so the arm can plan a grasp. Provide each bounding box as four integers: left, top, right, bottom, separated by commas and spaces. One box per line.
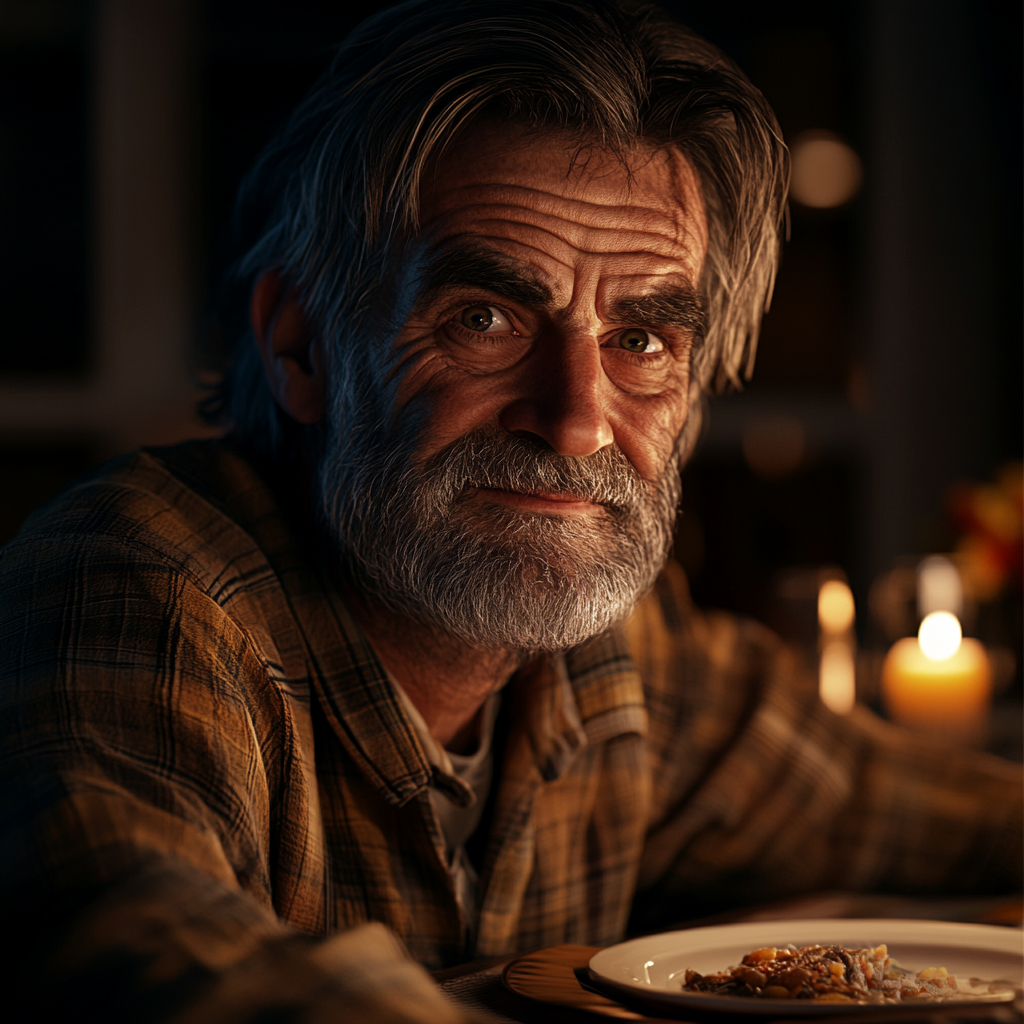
882, 612, 992, 741
818, 580, 857, 715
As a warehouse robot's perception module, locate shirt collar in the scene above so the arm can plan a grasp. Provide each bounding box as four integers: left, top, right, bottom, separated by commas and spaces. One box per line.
306, 589, 649, 804
391, 680, 503, 810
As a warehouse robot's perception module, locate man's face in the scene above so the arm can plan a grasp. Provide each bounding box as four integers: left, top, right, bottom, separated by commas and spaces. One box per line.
317, 124, 708, 650
393, 123, 708, 490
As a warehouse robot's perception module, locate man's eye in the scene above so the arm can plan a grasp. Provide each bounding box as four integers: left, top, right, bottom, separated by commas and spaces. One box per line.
617, 328, 664, 354
457, 306, 511, 333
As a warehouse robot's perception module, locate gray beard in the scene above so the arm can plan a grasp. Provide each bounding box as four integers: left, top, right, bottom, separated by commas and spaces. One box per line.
315, 399, 681, 652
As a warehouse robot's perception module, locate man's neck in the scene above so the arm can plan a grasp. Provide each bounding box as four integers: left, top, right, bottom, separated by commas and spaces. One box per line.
265, 452, 525, 753
345, 588, 524, 754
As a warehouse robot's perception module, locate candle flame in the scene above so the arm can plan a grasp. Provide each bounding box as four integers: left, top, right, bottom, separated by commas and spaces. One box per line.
818, 580, 855, 634
918, 611, 962, 661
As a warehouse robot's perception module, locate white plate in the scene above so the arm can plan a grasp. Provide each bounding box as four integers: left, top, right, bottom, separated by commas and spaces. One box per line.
587, 919, 1023, 1017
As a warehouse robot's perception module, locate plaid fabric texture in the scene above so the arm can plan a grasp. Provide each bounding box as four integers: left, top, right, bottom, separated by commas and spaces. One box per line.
1, 440, 1019, 1021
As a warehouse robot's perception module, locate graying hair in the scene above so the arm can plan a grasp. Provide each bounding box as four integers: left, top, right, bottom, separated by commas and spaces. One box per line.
204, 0, 788, 455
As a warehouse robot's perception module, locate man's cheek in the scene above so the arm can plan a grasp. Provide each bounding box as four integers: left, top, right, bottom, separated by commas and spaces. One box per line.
612, 402, 689, 481
403, 367, 507, 442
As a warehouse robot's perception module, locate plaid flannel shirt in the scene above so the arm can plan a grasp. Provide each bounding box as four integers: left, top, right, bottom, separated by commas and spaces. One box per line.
1, 440, 1019, 1023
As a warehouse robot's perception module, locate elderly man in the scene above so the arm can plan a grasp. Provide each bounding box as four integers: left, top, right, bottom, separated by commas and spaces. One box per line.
1, 1, 1019, 1021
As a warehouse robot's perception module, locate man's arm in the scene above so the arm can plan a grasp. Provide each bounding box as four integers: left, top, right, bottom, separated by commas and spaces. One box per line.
628, 561, 1022, 925
0, 526, 474, 1023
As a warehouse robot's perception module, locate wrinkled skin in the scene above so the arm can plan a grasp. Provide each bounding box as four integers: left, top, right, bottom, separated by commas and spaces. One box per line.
253, 123, 709, 748
384, 124, 709, 509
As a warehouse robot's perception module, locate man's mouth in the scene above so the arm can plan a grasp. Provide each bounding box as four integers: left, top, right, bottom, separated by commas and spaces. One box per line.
465, 486, 604, 514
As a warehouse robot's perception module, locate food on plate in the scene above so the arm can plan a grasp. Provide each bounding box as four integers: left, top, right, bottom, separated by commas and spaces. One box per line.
681, 943, 974, 1004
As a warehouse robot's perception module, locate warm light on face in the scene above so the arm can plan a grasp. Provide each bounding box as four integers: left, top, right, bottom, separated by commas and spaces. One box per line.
818, 579, 855, 634
918, 611, 962, 661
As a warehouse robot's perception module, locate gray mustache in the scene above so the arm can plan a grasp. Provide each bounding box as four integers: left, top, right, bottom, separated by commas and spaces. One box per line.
418, 429, 647, 511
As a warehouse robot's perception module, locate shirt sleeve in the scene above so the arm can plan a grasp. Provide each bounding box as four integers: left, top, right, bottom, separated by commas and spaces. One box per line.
0, 525, 477, 1024
629, 561, 1023, 923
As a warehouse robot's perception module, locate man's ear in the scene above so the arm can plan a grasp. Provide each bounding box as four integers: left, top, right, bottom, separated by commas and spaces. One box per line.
251, 270, 325, 425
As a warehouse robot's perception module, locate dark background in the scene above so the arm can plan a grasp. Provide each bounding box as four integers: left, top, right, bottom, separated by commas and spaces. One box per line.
1, 1, 1020, 717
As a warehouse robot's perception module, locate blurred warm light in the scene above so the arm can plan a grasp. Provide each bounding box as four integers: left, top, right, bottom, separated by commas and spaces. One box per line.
790, 130, 863, 209
949, 463, 1023, 601
741, 415, 805, 479
882, 635, 991, 738
955, 535, 1007, 603
918, 611, 962, 661
820, 640, 856, 714
818, 579, 855, 635
917, 554, 962, 618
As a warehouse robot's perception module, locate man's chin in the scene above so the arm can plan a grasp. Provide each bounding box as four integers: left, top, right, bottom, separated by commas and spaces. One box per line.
448, 500, 618, 547
439, 526, 630, 588
400, 592, 630, 654
322, 437, 677, 650
346, 534, 657, 652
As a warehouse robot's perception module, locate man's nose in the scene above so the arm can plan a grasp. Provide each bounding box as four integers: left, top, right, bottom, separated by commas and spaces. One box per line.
498, 332, 614, 456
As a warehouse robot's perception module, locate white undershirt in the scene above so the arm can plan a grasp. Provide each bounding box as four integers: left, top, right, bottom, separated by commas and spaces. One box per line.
392, 683, 501, 936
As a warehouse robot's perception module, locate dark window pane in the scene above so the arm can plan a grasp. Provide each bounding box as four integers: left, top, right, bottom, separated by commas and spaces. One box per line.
0, 42, 91, 377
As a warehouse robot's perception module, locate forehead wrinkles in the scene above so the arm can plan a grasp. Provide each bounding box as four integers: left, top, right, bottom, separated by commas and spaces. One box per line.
424, 183, 699, 250
420, 207, 702, 298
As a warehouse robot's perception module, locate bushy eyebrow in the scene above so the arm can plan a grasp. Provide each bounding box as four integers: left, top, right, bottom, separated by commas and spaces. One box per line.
417, 242, 705, 344
417, 244, 552, 308
608, 288, 706, 343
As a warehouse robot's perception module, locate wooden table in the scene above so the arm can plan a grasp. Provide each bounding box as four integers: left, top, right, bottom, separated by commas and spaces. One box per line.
432, 892, 1023, 1024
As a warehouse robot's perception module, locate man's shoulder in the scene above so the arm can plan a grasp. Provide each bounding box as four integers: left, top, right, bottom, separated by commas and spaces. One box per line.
2, 438, 281, 594
621, 560, 699, 676
626, 560, 785, 667
623, 559, 795, 720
